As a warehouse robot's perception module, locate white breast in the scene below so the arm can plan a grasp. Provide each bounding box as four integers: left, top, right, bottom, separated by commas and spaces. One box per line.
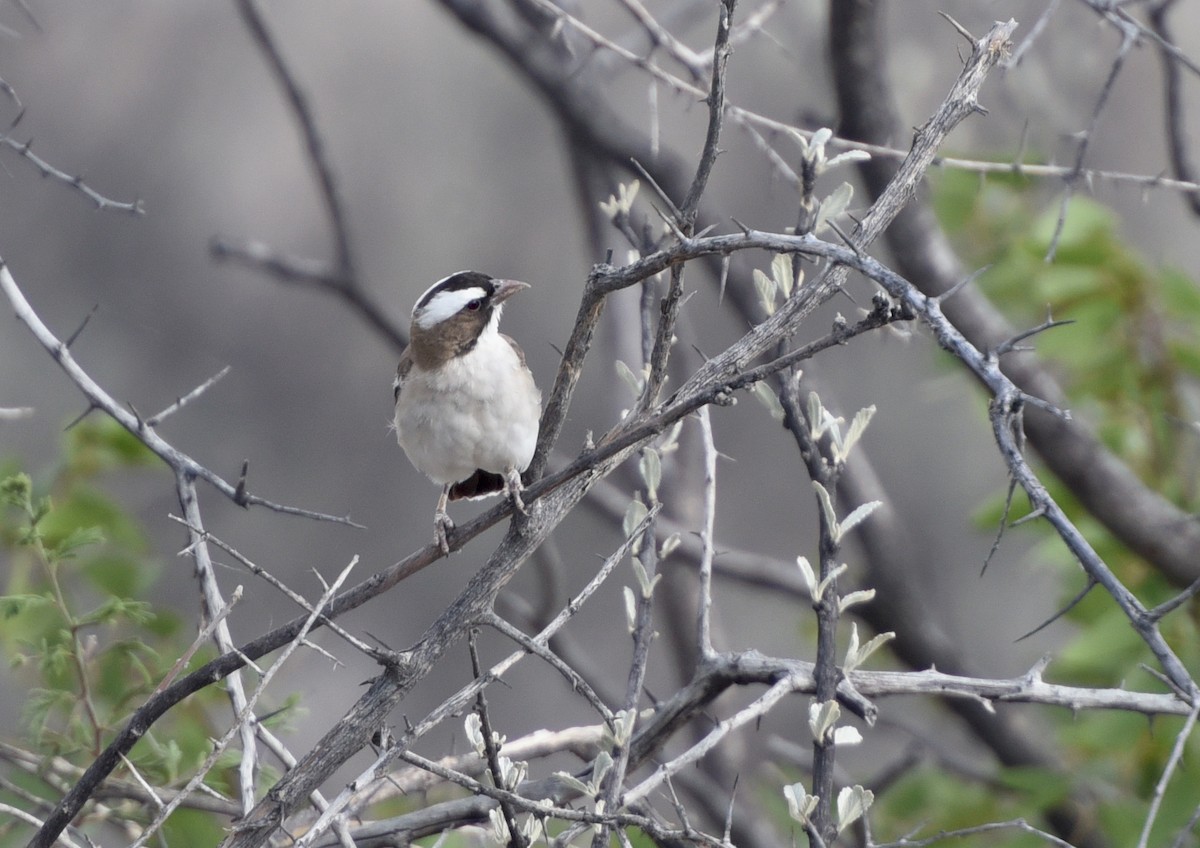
394, 332, 541, 485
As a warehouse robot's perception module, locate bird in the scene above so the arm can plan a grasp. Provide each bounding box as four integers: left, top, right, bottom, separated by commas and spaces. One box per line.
393, 271, 542, 553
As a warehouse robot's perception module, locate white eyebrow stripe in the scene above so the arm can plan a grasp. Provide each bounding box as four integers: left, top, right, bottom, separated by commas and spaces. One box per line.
414, 286, 489, 328
414, 270, 473, 312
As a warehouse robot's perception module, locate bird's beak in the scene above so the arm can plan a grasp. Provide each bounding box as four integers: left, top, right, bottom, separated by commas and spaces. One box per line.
492, 279, 531, 304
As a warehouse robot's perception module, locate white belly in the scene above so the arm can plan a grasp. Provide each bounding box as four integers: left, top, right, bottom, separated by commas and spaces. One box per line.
394, 333, 541, 485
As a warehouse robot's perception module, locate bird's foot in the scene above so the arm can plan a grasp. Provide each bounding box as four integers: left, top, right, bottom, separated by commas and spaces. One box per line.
505, 468, 529, 516
434, 510, 455, 554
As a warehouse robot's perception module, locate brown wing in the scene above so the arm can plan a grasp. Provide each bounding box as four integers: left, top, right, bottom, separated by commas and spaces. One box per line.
500, 334, 527, 367
393, 348, 413, 404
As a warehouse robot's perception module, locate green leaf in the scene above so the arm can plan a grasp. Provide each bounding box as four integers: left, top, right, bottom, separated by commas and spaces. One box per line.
836, 785, 874, 833
808, 699, 840, 742
753, 268, 777, 315
83, 553, 158, 597
839, 500, 881, 538
0, 472, 33, 510
783, 782, 818, 823
1, 593, 56, 620
638, 448, 661, 503
615, 359, 644, 398
65, 417, 157, 473
812, 481, 839, 541
1160, 266, 1200, 316
751, 382, 786, 424
1029, 197, 1114, 258
49, 526, 106, 560
39, 486, 146, 554
770, 253, 795, 298
623, 497, 649, 541
996, 766, 1072, 808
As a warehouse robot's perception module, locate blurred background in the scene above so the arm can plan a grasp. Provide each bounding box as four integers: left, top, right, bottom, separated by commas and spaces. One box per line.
1, 0, 1198, 834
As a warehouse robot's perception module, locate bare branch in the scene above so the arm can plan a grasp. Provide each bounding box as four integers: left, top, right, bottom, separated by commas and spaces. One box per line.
0, 256, 362, 528
232, 0, 354, 278
130, 556, 359, 848
1136, 701, 1200, 848
0, 135, 144, 214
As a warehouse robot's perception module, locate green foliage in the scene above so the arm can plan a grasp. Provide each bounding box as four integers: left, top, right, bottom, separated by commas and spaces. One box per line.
939, 170, 1200, 495
0, 417, 229, 841
885, 168, 1200, 841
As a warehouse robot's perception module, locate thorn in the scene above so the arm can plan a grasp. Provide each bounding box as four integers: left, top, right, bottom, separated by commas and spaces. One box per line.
1015, 579, 1096, 642
1010, 506, 1046, 527
1145, 576, 1200, 623
993, 317, 1076, 358
234, 459, 250, 507
650, 201, 689, 242
1023, 653, 1053, 684
63, 402, 99, 432
5, 106, 26, 134
1008, 508, 1046, 527
824, 220, 860, 258
936, 265, 991, 305
938, 11, 976, 44
1012, 120, 1030, 173
629, 157, 683, 222
730, 216, 752, 236
126, 401, 146, 430
981, 477, 1019, 577
64, 303, 100, 349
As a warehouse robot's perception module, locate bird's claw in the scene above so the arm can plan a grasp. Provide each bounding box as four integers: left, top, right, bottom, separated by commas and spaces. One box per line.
504, 467, 529, 517
434, 511, 454, 554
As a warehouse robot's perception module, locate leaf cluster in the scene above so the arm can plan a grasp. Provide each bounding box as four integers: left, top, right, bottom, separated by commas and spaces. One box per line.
863, 169, 1200, 841
0, 419, 230, 842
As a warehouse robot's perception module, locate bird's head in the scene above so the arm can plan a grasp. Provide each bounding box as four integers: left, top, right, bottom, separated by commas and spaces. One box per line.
409, 271, 529, 367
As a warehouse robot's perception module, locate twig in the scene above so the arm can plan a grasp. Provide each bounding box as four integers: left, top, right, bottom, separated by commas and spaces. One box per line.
0, 256, 362, 528
176, 472, 261, 814
640, 0, 735, 408
868, 817, 1076, 848
469, 631, 528, 848
0, 136, 144, 214
0, 805, 87, 848
624, 671, 807, 806
1008, 0, 1062, 67
168, 514, 384, 661
146, 365, 232, 427
1135, 700, 1200, 848
151, 584, 244, 696
1148, 0, 1200, 216
1044, 17, 1138, 261
483, 612, 615, 723
232, 0, 353, 278
211, 237, 408, 352
129, 556, 359, 848
695, 406, 717, 659
280, 509, 654, 848
395, 749, 731, 848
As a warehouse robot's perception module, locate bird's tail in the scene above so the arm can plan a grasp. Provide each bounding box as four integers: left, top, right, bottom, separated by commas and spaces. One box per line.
449, 469, 506, 500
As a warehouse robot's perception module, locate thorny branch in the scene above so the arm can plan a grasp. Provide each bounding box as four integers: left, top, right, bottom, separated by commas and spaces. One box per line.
11, 3, 1200, 847
216, 0, 409, 352
0, 259, 360, 528
20, 222, 1189, 847
23, 15, 1016, 846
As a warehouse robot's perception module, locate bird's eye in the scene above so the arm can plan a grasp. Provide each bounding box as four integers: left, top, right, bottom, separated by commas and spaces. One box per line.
466, 299, 482, 311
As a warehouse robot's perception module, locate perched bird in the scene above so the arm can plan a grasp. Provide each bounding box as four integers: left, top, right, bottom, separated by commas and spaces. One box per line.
393, 271, 542, 552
